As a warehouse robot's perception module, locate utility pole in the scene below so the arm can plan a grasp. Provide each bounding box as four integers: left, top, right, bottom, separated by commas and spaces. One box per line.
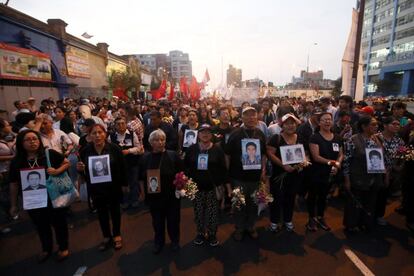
351, 0, 365, 98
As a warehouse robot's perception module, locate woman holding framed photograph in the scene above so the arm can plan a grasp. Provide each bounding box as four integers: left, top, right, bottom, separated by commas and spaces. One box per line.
9, 130, 70, 262
307, 112, 343, 232
343, 116, 388, 233
77, 124, 127, 251
267, 114, 305, 233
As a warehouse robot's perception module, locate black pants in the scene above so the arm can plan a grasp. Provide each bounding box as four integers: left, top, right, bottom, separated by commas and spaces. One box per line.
150, 200, 180, 246
307, 181, 331, 218
27, 206, 68, 252
94, 196, 121, 238
375, 187, 389, 218
269, 175, 298, 224
404, 177, 414, 224
343, 188, 378, 230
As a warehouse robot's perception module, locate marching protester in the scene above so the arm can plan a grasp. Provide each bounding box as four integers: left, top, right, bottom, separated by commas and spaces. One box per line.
9, 130, 71, 262
139, 129, 184, 254
375, 116, 405, 225
109, 116, 144, 209
267, 114, 305, 232
343, 116, 388, 233
185, 124, 227, 246
77, 124, 127, 250
178, 108, 200, 155
307, 112, 343, 231
225, 106, 267, 240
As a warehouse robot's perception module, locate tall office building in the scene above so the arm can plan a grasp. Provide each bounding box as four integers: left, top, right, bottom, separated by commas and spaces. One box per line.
168, 50, 192, 81
361, 0, 414, 96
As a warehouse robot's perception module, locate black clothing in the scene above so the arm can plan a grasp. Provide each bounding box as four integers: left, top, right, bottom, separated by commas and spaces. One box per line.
150, 200, 180, 246
9, 149, 64, 185
109, 131, 141, 164
143, 122, 178, 151
79, 142, 127, 201
309, 132, 342, 184
184, 143, 227, 191
140, 150, 183, 246
9, 149, 68, 252
263, 111, 276, 127
225, 127, 266, 182
28, 207, 68, 252
79, 142, 127, 239
211, 125, 234, 149
297, 121, 316, 151
94, 195, 121, 238
140, 151, 184, 208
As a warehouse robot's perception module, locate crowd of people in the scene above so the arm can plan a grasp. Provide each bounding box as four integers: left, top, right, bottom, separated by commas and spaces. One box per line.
0, 94, 413, 262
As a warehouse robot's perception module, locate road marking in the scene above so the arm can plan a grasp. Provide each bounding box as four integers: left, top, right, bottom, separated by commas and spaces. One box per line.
344, 248, 375, 276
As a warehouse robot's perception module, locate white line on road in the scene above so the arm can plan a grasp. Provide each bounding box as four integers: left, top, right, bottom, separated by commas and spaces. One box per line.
344, 248, 375, 276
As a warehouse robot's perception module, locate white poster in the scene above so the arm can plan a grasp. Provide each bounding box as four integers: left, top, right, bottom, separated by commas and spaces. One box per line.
20, 168, 48, 210
231, 87, 259, 107
88, 155, 112, 184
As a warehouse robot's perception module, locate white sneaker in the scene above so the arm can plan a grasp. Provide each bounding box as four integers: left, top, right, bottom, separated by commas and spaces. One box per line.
269, 223, 281, 233
376, 217, 388, 226
285, 222, 295, 232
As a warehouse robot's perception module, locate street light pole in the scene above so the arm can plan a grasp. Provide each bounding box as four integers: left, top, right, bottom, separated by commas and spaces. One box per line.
307, 42, 318, 73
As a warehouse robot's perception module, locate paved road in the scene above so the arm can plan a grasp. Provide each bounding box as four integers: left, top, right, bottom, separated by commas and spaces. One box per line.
0, 198, 413, 276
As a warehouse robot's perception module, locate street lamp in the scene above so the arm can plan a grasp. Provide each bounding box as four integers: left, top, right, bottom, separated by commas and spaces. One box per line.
307, 42, 318, 73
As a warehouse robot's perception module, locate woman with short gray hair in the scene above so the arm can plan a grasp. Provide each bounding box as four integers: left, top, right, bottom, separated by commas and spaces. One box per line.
139, 129, 184, 254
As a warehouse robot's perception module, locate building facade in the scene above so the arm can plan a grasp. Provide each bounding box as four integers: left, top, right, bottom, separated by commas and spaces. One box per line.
0, 4, 132, 117
227, 64, 242, 87
362, 0, 414, 96
133, 50, 192, 82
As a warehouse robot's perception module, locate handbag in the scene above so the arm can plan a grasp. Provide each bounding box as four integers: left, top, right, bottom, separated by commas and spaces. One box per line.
45, 149, 79, 208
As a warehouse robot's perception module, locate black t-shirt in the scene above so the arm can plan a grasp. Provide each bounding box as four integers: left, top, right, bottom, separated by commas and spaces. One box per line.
211, 125, 234, 149
139, 150, 183, 208
225, 127, 266, 182
9, 149, 64, 189
309, 132, 343, 183
267, 134, 306, 177
184, 143, 228, 191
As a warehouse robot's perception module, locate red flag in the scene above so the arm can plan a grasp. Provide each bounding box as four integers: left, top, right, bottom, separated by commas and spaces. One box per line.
179, 76, 188, 97
189, 76, 200, 100
150, 79, 167, 100
168, 81, 175, 100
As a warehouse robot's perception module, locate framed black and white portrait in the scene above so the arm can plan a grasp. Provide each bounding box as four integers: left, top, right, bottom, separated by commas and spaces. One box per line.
183, 129, 198, 148
365, 148, 385, 174
280, 144, 305, 165
88, 155, 112, 184
20, 167, 48, 210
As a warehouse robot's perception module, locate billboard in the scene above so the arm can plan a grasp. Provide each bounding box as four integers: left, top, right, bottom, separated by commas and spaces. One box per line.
0, 43, 52, 82
66, 45, 90, 78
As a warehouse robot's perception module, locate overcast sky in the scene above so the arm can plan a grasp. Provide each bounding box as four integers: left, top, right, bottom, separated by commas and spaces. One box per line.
9, 0, 356, 87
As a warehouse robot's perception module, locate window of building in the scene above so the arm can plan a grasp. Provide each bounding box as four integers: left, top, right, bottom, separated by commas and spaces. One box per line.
376, 0, 392, 10
393, 41, 414, 53
395, 26, 414, 40
373, 21, 393, 36
374, 8, 394, 24
398, 0, 414, 14
172, 67, 177, 71
372, 34, 390, 46
396, 12, 414, 27
370, 47, 390, 59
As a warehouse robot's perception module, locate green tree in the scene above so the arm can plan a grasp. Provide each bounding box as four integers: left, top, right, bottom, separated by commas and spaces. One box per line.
331, 77, 342, 98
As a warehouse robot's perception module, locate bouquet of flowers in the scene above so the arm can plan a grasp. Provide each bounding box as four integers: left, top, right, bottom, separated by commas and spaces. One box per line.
173, 172, 198, 200
162, 116, 174, 125
231, 187, 246, 210
251, 182, 274, 215
395, 145, 414, 161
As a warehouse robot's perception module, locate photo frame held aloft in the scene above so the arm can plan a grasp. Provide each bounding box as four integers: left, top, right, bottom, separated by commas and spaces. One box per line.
280, 144, 305, 165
